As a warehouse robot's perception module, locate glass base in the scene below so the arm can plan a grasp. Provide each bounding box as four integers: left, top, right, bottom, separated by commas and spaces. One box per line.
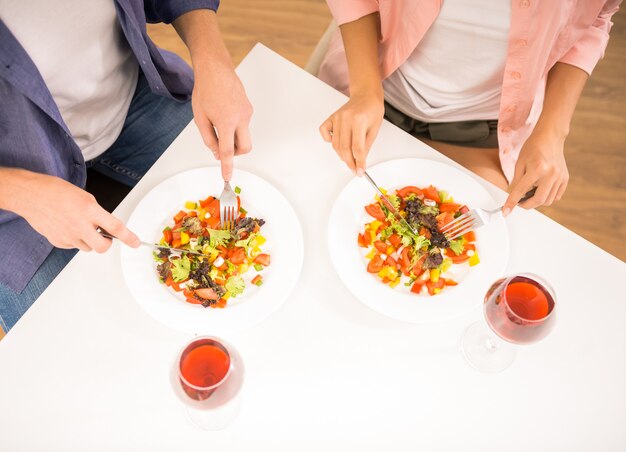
185, 394, 242, 430
461, 321, 516, 373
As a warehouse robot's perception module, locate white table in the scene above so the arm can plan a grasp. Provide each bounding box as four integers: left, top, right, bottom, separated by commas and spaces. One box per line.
1, 44, 625, 452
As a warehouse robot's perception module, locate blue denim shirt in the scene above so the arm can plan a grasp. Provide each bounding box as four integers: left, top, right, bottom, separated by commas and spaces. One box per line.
0, 0, 219, 292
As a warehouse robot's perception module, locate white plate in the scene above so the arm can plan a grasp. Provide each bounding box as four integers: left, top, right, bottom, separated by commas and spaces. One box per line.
121, 167, 303, 334
328, 158, 509, 323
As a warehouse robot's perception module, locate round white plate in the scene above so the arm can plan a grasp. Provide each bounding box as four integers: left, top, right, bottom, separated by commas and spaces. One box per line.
328, 158, 509, 323
121, 167, 304, 334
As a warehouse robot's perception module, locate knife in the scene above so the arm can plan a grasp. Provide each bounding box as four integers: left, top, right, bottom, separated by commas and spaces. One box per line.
97, 228, 208, 257
363, 171, 419, 235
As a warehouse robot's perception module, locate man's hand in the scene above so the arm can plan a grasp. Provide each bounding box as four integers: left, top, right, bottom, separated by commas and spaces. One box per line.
173, 9, 253, 182
192, 61, 253, 182
503, 129, 569, 214
319, 89, 384, 175
1, 169, 139, 252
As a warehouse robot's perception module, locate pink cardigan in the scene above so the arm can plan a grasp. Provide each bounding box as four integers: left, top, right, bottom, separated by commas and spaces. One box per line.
319, 0, 620, 181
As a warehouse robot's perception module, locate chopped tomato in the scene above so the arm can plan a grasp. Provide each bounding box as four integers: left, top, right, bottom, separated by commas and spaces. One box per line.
436, 212, 454, 230
251, 275, 263, 285
173, 210, 187, 223
172, 231, 181, 241
205, 216, 220, 229
214, 298, 227, 308
463, 231, 476, 242
199, 196, 215, 208
171, 239, 182, 249
411, 280, 425, 294
253, 253, 270, 266
385, 256, 398, 268
460, 205, 470, 214
205, 198, 220, 219
358, 233, 369, 248
400, 247, 412, 269
423, 185, 441, 203
162, 228, 173, 244
439, 203, 461, 213
187, 211, 197, 217
230, 247, 246, 265
425, 278, 445, 296
374, 241, 388, 253
367, 254, 384, 273
388, 233, 402, 249
397, 186, 424, 199
365, 203, 386, 221
444, 279, 458, 286
411, 255, 427, 274
194, 287, 219, 300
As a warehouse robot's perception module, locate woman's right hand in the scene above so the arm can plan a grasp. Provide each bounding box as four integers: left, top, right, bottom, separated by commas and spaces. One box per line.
1, 169, 139, 253
319, 88, 385, 175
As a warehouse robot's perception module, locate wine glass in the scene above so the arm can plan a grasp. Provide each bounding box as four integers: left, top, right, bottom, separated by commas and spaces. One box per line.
172, 336, 245, 430
461, 273, 557, 373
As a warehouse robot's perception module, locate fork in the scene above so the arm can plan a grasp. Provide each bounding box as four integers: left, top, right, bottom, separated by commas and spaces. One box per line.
440, 188, 537, 241
219, 180, 238, 231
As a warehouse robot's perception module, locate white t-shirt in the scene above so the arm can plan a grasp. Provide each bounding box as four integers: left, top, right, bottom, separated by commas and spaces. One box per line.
383, 0, 511, 123
0, 0, 139, 160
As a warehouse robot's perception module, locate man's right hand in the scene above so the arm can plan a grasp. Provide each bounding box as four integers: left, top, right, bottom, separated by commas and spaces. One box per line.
0, 169, 139, 252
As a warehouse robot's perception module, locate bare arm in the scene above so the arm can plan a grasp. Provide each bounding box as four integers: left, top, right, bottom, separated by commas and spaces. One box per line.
320, 13, 384, 174
504, 62, 589, 213
173, 9, 253, 182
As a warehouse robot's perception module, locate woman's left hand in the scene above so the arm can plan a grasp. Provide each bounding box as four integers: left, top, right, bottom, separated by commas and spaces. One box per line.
503, 128, 569, 215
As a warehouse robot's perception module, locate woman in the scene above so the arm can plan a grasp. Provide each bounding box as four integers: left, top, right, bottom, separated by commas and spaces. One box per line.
318, 0, 620, 214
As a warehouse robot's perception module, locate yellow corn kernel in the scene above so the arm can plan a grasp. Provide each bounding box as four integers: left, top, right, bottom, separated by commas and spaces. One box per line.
469, 253, 480, 267
430, 268, 440, 283
365, 249, 376, 260
180, 232, 190, 245
185, 201, 197, 210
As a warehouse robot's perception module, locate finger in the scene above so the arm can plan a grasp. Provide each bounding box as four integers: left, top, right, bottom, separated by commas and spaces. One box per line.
520, 178, 552, 210
543, 182, 561, 207
319, 117, 334, 142
75, 240, 92, 252
332, 122, 354, 169
95, 210, 140, 248
84, 229, 113, 254
234, 124, 252, 156
217, 125, 236, 181
338, 122, 355, 171
352, 122, 367, 176
194, 115, 219, 159
555, 179, 568, 201
503, 172, 536, 215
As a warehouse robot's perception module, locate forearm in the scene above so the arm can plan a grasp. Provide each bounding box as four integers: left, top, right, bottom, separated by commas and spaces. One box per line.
340, 13, 382, 98
172, 9, 233, 76
0, 167, 36, 214
534, 62, 589, 140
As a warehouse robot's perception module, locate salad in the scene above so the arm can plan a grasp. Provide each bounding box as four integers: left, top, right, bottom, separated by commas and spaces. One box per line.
154, 187, 270, 308
358, 184, 479, 296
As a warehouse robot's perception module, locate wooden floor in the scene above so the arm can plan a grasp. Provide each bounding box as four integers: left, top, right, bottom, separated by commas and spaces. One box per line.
148, 2, 626, 262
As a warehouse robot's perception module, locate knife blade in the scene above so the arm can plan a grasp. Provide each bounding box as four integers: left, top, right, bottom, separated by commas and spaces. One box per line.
98, 229, 208, 257
363, 171, 418, 235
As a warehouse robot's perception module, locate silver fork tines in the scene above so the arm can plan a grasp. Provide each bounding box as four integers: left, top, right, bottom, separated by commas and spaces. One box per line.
219, 181, 238, 231
440, 187, 537, 241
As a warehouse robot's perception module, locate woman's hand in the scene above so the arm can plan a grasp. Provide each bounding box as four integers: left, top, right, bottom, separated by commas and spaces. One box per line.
503, 128, 569, 214
319, 88, 385, 174
192, 61, 253, 182
1, 169, 139, 252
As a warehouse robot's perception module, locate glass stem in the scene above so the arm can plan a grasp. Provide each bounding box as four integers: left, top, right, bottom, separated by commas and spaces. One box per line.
484, 336, 498, 352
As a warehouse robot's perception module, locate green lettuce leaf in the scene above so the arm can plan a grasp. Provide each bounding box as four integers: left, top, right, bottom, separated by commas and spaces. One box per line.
207, 229, 231, 248
225, 275, 245, 297
448, 239, 465, 256
171, 255, 191, 282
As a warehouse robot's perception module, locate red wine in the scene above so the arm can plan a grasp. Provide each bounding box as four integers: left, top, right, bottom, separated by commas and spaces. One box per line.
485, 276, 556, 345
179, 339, 230, 400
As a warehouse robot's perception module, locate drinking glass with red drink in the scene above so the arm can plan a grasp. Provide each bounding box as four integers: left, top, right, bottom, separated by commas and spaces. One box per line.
173, 336, 244, 429
461, 273, 556, 372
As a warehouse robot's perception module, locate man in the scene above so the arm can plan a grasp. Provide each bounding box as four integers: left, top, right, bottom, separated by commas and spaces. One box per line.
0, 0, 253, 332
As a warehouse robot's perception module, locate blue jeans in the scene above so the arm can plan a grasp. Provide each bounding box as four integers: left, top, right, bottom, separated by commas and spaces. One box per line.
0, 73, 193, 333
